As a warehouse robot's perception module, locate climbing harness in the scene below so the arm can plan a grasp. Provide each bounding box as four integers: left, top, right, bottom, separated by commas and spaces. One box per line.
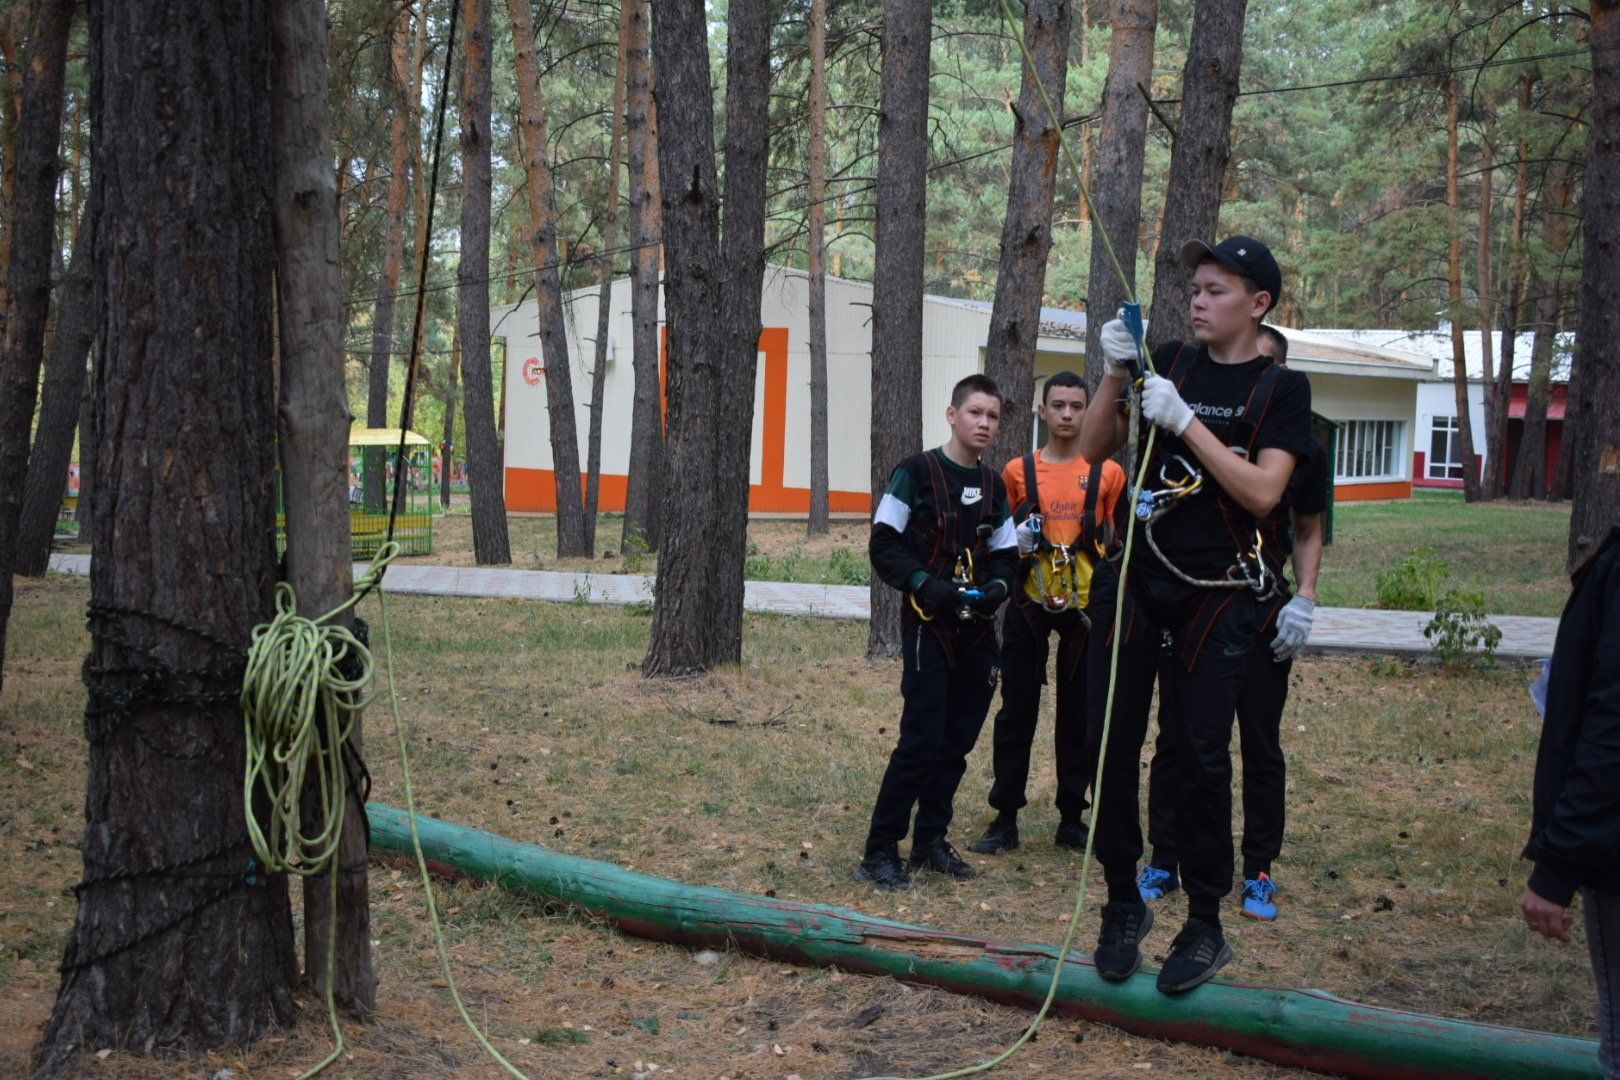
1132, 453, 1276, 598
1016, 453, 1108, 617
906, 453, 997, 625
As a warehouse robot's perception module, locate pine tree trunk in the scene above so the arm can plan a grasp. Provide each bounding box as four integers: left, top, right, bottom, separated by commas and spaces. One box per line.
15, 205, 91, 577
1081, 0, 1158, 388
1146, 0, 1246, 352
585, 0, 632, 554
459, 0, 510, 564
0, 0, 71, 691
1475, 114, 1498, 498
73, 350, 94, 537
0, 4, 30, 328
708, 0, 773, 665
1445, 74, 1481, 502
1568, 0, 1620, 565
806, 0, 831, 537
866, 0, 931, 660
622, 0, 664, 553
441, 321, 460, 508
983, 0, 1071, 474
1490, 91, 1531, 497
1513, 161, 1574, 500
270, 0, 373, 1018
364, 13, 414, 511
1511, 302, 1556, 499
642, 0, 771, 676
508, 0, 588, 556
36, 2, 297, 1069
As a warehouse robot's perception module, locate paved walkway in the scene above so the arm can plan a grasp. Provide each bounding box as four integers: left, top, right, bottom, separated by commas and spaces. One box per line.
45, 553, 1557, 659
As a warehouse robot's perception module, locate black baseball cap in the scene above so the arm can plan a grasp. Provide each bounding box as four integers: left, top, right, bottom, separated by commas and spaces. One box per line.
1179, 235, 1282, 314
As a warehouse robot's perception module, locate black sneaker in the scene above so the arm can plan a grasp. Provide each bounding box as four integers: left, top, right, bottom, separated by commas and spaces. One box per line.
970, 814, 1020, 854
1094, 901, 1154, 981
907, 837, 978, 881
855, 844, 912, 891
1054, 819, 1089, 850
1156, 917, 1232, 993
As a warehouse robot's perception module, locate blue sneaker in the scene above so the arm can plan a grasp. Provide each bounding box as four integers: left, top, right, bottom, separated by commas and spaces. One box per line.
1241, 872, 1278, 920
1137, 863, 1180, 901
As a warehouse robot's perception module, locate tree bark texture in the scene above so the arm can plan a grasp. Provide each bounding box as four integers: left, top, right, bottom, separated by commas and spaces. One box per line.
1512, 163, 1573, 500
1475, 116, 1497, 498
707, 0, 773, 666
1445, 76, 1481, 502
585, 0, 632, 554
458, 0, 510, 564
0, 4, 31, 328
1511, 305, 1557, 500
1489, 93, 1532, 500
0, 0, 70, 690
622, 0, 664, 553
269, 0, 373, 1018
508, 0, 588, 557
364, 13, 414, 511
982, 0, 1071, 474
37, 3, 298, 1069
15, 205, 91, 577
73, 344, 94, 536
866, 0, 931, 660
807, 0, 831, 536
1081, 0, 1158, 388
441, 321, 460, 508
1568, 0, 1620, 565
1146, 0, 1246, 352
642, 0, 772, 675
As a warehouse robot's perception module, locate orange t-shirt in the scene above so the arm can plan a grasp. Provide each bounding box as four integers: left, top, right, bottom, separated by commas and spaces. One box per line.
1002, 451, 1126, 549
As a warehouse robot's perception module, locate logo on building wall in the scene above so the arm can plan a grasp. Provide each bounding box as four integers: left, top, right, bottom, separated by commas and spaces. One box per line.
522, 357, 544, 386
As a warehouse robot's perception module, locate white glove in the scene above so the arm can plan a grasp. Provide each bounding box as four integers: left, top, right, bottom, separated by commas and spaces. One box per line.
1099, 316, 1138, 378
1015, 515, 1041, 556
1140, 374, 1194, 436
1271, 595, 1315, 661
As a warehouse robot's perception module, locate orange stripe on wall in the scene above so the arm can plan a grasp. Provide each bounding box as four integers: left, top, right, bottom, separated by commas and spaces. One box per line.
1334, 480, 1413, 502
759, 327, 789, 488
506, 468, 630, 512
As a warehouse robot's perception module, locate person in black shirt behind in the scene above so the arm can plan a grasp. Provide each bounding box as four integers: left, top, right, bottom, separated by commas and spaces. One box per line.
860, 373, 1020, 890
1138, 324, 1329, 922
1078, 236, 1315, 992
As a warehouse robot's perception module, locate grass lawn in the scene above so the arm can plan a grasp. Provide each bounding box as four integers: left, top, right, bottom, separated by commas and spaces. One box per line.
0, 574, 1596, 1078
418, 490, 1572, 616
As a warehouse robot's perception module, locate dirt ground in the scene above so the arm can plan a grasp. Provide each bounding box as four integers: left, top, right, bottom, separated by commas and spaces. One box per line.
0, 575, 1596, 1078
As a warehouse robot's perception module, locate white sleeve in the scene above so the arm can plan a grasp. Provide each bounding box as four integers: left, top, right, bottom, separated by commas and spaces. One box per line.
873, 492, 911, 533
988, 517, 1017, 551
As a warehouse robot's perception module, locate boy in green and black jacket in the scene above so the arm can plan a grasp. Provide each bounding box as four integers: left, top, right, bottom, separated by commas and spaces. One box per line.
858, 374, 1019, 890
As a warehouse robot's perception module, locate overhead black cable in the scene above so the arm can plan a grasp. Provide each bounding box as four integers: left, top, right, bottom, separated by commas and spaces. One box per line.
341, 40, 1607, 312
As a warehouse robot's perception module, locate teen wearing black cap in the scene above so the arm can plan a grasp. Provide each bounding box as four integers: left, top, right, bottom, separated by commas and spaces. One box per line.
1077, 235, 1315, 992
1138, 324, 1329, 921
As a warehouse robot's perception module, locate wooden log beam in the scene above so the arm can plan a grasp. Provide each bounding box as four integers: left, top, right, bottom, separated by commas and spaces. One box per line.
367, 804, 1599, 1080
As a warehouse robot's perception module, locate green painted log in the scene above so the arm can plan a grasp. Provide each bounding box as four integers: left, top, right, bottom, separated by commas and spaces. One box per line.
368, 804, 1599, 1079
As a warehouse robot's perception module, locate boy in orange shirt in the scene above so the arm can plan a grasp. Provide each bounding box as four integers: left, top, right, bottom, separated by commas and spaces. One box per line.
971, 371, 1126, 855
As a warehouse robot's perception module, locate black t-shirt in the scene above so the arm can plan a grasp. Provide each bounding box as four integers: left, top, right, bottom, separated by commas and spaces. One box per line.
1137, 342, 1315, 579
1260, 436, 1330, 573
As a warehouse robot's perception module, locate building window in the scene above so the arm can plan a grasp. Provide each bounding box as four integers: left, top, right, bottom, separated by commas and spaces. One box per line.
1427, 415, 1464, 480
1336, 419, 1404, 481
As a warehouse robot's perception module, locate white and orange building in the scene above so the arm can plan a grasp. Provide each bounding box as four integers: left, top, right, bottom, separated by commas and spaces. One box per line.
492, 267, 1436, 514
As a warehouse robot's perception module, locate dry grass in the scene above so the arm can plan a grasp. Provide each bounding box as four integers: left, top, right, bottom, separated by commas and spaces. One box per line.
0, 574, 1595, 1078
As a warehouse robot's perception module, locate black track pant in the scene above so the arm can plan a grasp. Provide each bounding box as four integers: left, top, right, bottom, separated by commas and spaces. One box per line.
1087, 559, 1256, 923
1147, 626, 1290, 879
866, 617, 1000, 853
985, 599, 1091, 821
